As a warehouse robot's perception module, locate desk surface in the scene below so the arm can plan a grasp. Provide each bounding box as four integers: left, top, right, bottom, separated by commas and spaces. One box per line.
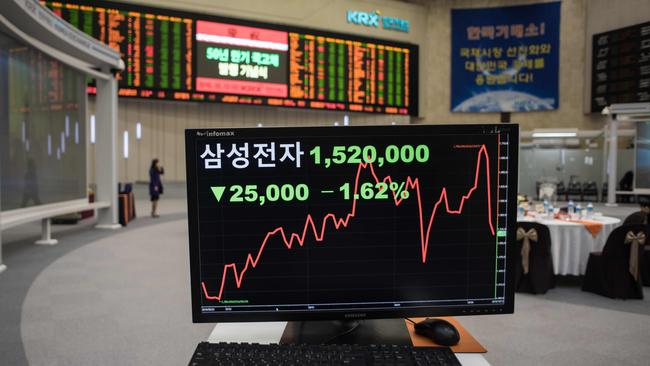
207, 321, 491, 366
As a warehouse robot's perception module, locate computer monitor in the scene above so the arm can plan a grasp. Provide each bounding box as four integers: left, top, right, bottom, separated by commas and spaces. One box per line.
185, 124, 518, 343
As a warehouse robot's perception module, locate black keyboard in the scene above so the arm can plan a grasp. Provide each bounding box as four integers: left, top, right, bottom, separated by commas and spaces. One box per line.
189, 342, 462, 366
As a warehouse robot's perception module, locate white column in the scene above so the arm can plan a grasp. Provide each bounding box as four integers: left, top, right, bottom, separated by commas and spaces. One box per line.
601, 127, 608, 192
95, 72, 121, 229
0, 226, 6, 273
606, 115, 618, 206
0, 153, 5, 273
35, 218, 58, 245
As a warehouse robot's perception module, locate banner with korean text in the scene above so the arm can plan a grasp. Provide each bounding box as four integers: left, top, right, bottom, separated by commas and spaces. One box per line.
451, 2, 560, 112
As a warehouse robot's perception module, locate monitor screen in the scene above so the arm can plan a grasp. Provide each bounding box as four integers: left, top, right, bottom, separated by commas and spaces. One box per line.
185, 124, 518, 322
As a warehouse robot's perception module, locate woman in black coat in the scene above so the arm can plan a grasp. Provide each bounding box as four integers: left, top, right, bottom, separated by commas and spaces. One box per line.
149, 158, 164, 217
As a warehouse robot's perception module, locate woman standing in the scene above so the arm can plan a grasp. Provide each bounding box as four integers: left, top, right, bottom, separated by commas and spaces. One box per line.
149, 158, 164, 217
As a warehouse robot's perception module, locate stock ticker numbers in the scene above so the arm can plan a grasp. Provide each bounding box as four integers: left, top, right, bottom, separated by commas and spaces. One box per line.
288, 33, 411, 114
210, 184, 310, 206
192, 129, 510, 307
309, 144, 429, 168
43, 1, 193, 99
43, 0, 417, 115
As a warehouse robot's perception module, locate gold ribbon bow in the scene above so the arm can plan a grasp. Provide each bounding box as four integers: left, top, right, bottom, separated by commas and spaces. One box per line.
624, 231, 646, 281
516, 228, 538, 274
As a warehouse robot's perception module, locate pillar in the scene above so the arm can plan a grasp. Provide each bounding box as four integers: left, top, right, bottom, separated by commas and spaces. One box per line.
95, 72, 121, 229
606, 115, 618, 206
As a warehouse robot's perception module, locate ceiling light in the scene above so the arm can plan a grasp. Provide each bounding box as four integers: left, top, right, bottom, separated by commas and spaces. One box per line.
532, 132, 577, 138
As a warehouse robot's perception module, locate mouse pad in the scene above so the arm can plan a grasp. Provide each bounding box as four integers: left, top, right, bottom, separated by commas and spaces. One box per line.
405, 317, 487, 353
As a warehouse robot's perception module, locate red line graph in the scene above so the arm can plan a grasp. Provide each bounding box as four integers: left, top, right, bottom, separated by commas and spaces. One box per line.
202, 145, 494, 300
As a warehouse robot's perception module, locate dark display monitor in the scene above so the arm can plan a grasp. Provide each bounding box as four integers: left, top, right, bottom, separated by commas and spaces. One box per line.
591, 21, 650, 112
185, 124, 518, 329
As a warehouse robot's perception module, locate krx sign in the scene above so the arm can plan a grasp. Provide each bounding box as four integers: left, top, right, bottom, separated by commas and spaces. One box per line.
347, 10, 409, 33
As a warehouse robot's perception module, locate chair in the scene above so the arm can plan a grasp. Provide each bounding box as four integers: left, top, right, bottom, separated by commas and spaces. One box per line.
117, 182, 137, 226
622, 211, 647, 226
118, 182, 133, 194
567, 181, 583, 201
582, 224, 647, 299
556, 181, 567, 201
618, 171, 634, 203
582, 181, 598, 202
601, 182, 608, 202
538, 183, 556, 202
515, 222, 555, 294
644, 250, 650, 287
622, 206, 650, 286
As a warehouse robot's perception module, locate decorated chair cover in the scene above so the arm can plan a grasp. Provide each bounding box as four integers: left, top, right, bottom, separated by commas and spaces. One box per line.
515, 222, 555, 294
644, 248, 650, 287
622, 211, 647, 226
582, 224, 646, 299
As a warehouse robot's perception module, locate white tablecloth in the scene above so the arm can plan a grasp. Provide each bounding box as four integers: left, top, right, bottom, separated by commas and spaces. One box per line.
517, 216, 621, 275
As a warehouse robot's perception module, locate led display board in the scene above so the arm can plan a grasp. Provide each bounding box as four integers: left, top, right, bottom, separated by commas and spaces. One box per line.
591, 22, 650, 112
42, 0, 418, 115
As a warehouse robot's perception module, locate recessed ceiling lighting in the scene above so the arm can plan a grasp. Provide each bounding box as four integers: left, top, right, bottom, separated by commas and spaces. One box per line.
532, 132, 577, 138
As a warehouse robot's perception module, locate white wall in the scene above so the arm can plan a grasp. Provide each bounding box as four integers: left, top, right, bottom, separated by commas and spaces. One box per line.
88, 99, 409, 183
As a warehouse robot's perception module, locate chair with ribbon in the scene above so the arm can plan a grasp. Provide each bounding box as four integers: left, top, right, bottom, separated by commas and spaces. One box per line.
515, 222, 555, 294
622, 211, 648, 226
641, 247, 650, 286
635, 197, 650, 286
582, 224, 646, 299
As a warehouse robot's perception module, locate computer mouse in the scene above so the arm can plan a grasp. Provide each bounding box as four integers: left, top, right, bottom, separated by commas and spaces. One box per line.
413, 318, 460, 346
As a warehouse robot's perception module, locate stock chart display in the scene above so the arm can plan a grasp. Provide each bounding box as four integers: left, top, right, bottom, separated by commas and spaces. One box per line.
186, 126, 516, 315
43, 0, 418, 115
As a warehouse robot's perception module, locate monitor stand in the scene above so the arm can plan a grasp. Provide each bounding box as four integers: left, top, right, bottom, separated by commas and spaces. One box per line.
280, 318, 412, 345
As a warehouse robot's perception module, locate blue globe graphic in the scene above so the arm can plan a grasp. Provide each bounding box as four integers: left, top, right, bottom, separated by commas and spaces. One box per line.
453, 91, 555, 112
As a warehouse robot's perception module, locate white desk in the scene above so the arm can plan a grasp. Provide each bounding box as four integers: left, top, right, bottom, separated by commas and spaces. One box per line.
208, 322, 491, 366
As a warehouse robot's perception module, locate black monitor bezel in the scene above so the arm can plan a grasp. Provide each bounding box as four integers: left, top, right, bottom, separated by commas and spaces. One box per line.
185, 124, 518, 323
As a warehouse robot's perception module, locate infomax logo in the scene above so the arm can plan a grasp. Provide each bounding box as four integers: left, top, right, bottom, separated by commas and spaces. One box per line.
347, 10, 410, 33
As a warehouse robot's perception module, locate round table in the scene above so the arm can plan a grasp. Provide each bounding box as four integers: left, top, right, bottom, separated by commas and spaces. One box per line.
517, 215, 621, 275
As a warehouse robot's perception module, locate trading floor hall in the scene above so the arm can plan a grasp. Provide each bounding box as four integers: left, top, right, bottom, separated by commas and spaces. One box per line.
0, 185, 648, 365
2, 1, 650, 366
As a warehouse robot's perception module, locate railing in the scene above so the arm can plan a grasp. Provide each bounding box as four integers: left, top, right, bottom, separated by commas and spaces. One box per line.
0, 200, 111, 272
